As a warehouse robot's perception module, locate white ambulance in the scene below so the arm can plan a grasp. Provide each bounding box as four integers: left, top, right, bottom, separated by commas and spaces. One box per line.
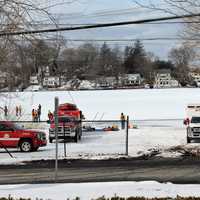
185, 104, 200, 143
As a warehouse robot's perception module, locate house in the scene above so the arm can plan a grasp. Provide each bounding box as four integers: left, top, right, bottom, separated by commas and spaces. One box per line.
43, 76, 60, 88
44, 66, 50, 77
190, 71, 200, 86
96, 76, 117, 88
154, 69, 179, 88
29, 75, 39, 85
123, 74, 142, 87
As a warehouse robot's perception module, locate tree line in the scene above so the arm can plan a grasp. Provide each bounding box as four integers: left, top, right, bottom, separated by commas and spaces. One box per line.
0, 37, 196, 90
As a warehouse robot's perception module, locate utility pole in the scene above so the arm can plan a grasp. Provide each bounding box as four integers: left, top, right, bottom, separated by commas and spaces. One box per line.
126, 115, 129, 156
54, 97, 59, 182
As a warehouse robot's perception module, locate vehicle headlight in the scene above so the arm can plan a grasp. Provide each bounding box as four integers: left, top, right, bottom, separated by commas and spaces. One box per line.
187, 127, 192, 135
37, 132, 46, 140
37, 133, 41, 139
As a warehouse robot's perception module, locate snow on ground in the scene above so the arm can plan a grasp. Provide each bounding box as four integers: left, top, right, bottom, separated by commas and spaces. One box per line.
23, 85, 42, 92
0, 88, 200, 164
1, 181, 200, 200
0, 119, 198, 164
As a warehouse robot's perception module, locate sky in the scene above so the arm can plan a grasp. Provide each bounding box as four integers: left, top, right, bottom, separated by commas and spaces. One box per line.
39, 0, 185, 60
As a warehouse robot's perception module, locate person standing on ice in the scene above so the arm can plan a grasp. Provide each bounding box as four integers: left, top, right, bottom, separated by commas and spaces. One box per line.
19, 105, 22, 116
120, 113, 126, 130
38, 104, 41, 122
4, 106, 8, 117
48, 110, 53, 122
32, 109, 35, 121
16, 106, 19, 116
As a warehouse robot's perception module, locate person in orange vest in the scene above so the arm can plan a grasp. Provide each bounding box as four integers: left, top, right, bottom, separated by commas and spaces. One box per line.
34, 110, 38, 122
32, 109, 35, 121
48, 110, 54, 121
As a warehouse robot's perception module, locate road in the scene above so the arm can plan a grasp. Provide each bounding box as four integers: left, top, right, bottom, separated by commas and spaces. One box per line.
1, 157, 200, 185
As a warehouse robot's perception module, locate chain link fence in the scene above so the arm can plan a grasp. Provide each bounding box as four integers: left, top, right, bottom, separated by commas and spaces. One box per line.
0, 118, 129, 159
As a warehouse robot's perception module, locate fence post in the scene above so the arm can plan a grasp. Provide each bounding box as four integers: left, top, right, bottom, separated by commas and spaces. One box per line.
126, 115, 129, 156
54, 97, 59, 182
80, 111, 83, 139
63, 122, 67, 157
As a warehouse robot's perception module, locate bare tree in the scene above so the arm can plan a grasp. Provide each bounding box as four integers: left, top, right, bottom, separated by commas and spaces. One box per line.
132, 0, 200, 15
0, 0, 76, 91
169, 45, 195, 85
132, 0, 200, 59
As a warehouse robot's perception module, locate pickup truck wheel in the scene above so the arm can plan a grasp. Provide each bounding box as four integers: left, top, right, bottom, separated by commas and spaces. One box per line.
19, 139, 33, 152
187, 137, 191, 143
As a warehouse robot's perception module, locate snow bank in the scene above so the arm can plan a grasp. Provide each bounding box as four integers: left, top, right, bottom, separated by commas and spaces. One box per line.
1, 181, 200, 200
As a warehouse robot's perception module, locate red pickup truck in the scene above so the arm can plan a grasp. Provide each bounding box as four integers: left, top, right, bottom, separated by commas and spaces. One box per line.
49, 103, 82, 143
0, 121, 47, 152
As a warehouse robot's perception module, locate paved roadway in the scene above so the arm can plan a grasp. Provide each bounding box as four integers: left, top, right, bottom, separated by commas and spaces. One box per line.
1, 157, 200, 184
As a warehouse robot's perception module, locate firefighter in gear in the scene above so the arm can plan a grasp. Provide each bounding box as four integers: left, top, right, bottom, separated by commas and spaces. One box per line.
120, 113, 126, 130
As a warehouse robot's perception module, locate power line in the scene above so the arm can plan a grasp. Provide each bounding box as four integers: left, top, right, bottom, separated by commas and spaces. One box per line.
64, 37, 200, 42
18, 21, 199, 27
11, 37, 199, 42
0, 13, 199, 37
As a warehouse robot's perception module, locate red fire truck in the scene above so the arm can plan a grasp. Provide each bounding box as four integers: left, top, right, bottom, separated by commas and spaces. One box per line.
49, 103, 82, 143
0, 121, 47, 152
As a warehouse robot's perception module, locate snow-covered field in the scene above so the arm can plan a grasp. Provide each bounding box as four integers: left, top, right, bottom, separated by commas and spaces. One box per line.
1, 181, 200, 200
1, 88, 200, 164
2, 88, 200, 120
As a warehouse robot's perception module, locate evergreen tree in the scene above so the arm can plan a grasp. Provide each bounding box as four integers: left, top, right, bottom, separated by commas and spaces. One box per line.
124, 40, 147, 75
98, 42, 112, 76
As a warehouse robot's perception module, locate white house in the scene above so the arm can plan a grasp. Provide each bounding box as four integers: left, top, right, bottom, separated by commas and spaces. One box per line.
43, 76, 60, 88
123, 74, 142, 86
154, 70, 179, 88
190, 71, 200, 86
29, 75, 39, 85
44, 66, 50, 77
96, 76, 117, 88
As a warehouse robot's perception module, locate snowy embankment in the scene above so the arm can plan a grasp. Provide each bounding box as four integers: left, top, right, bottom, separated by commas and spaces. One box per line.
1, 181, 200, 200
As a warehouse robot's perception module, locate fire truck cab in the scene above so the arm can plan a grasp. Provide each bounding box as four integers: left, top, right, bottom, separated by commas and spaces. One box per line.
49, 103, 82, 143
